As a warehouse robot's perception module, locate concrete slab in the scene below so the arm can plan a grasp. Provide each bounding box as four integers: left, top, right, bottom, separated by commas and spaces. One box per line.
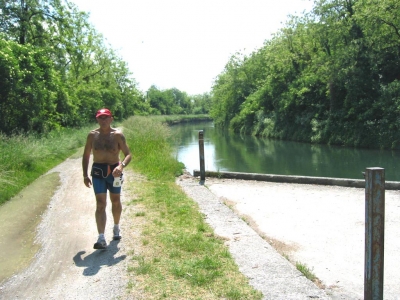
177, 174, 400, 300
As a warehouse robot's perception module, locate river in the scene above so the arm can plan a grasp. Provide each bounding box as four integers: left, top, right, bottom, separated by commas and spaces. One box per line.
169, 121, 400, 181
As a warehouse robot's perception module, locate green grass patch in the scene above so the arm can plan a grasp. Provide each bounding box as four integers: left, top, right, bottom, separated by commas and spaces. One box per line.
0, 126, 94, 205
123, 116, 184, 181
125, 179, 262, 299
122, 116, 262, 299
296, 262, 317, 281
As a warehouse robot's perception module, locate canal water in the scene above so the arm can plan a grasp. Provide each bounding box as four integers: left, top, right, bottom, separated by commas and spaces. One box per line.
169, 121, 400, 181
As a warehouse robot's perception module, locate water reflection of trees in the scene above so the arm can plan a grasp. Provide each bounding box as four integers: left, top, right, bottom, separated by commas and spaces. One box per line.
170, 121, 400, 181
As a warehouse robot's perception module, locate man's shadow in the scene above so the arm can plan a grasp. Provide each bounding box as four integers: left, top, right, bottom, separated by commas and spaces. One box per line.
73, 240, 126, 276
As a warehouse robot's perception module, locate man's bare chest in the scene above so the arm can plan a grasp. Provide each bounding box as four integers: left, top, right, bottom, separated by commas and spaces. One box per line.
93, 133, 118, 152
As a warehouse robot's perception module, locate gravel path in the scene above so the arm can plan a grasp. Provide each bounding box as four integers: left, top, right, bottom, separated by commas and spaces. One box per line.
0, 157, 135, 299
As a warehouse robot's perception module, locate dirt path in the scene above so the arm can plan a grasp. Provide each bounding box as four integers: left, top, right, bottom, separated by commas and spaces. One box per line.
0, 156, 135, 299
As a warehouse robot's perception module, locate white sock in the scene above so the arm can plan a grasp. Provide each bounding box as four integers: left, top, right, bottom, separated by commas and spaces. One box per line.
99, 233, 105, 240
114, 224, 119, 230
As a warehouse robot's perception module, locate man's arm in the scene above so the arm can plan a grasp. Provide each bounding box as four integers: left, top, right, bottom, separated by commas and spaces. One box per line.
82, 132, 93, 187
112, 132, 132, 177
119, 133, 132, 166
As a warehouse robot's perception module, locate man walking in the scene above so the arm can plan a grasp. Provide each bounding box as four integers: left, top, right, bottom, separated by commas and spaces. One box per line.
82, 108, 132, 249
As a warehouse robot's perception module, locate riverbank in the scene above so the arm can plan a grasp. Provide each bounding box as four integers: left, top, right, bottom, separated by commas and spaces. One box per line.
181, 175, 400, 299
193, 170, 400, 190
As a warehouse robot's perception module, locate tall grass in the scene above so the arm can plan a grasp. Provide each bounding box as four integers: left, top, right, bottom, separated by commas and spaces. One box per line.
122, 116, 262, 299
148, 114, 211, 125
123, 116, 184, 180
0, 126, 92, 204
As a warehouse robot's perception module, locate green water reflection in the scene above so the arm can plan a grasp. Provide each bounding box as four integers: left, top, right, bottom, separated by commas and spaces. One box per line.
170, 121, 400, 181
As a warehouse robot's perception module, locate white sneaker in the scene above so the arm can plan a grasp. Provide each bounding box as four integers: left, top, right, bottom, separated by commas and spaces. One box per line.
113, 227, 121, 240
93, 237, 107, 249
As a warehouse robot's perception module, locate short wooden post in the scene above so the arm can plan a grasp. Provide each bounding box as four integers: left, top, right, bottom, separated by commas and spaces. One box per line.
198, 130, 205, 184
364, 167, 385, 300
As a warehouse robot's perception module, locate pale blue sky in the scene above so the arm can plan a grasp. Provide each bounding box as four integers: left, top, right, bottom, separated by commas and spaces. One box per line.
70, 0, 314, 95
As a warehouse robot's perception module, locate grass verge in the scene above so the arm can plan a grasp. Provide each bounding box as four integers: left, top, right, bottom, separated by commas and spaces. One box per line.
122, 116, 262, 299
0, 126, 94, 205
296, 262, 317, 281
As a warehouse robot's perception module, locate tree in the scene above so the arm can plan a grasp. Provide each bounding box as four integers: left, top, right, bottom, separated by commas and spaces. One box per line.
0, 0, 145, 133
0, 37, 62, 132
192, 93, 212, 114
210, 0, 400, 148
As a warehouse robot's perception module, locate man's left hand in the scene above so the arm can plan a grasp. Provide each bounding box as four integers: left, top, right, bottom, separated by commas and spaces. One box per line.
112, 165, 123, 177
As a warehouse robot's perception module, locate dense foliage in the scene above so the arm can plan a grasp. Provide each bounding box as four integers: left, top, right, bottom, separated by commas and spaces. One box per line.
0, 0, 149, 133
0, 0, 209, 134
146, 85, 211, 116
210, 0, 400, 149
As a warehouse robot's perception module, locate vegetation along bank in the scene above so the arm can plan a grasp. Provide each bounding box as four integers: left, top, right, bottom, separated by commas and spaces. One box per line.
210, 0, 400, 149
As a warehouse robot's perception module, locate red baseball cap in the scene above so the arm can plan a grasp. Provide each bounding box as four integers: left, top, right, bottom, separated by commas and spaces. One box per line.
96, 108, 112, 118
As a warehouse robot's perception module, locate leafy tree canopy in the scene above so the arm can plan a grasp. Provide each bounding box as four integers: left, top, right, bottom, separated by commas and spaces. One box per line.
0, 0, 210, 134
210, 0, 400, 149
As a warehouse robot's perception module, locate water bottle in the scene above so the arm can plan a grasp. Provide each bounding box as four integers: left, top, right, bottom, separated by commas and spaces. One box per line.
113, 175, 122, 187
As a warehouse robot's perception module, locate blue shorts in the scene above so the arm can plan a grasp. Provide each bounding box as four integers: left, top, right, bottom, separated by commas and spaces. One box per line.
91, 163, 123, 195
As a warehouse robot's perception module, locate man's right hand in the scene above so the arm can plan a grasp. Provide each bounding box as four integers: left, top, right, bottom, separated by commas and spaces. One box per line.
84, 177, 92, 188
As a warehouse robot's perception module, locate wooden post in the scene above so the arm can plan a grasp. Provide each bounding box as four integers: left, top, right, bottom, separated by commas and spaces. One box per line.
198, 130, 205, 184
364, 167, 385, 300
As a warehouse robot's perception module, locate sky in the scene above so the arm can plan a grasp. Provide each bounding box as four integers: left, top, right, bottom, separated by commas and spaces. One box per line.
70, 0, 314, 95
